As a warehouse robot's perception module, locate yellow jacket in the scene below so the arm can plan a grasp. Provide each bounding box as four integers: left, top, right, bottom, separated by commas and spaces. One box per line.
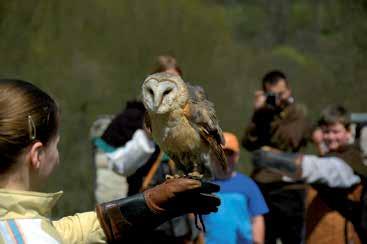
0, 189, 106, 244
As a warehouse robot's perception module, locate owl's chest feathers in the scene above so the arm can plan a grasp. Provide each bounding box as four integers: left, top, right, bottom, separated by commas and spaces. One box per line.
150, 110, 201, 153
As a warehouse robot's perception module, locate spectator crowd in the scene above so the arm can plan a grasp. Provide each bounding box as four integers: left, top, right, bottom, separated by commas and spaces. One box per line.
0, 55, 365, 243
90, 56, 367, 243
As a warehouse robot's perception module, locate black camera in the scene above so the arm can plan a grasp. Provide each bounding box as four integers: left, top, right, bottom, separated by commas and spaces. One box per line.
265, 92, 278, 107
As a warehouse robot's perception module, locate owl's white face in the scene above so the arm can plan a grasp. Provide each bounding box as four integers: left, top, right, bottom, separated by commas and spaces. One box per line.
142, 72, 188, 114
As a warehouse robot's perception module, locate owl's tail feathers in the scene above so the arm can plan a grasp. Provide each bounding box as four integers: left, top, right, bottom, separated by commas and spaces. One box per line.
217, 148, 228, 171
199, 128, 228, 171
212, 145, 228, 171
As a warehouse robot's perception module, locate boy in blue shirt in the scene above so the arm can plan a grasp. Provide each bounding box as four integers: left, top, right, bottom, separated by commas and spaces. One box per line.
204, 132, 269, 244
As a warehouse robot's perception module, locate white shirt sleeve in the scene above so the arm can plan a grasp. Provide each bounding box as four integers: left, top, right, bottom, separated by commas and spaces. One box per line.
302, 155, 361, 188
106, 129, 156, 176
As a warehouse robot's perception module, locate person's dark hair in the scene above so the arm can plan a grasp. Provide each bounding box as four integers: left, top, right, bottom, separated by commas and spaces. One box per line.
151, 55, 183, 77
262, 70, 287, 91
318, 104, 351, 129
101, 100, 146, 148
0, 79, 59, 173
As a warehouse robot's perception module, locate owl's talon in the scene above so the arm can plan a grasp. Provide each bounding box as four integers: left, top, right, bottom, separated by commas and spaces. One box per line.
165, 174, 182, 180
165, 174, 174, 180
188, 171, 204, 180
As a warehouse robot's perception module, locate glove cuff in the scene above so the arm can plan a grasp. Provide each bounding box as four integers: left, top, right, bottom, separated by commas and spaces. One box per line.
96, 193, 167, 243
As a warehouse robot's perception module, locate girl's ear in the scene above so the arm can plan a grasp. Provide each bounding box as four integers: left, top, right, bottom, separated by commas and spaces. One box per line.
29, 142, 44, 169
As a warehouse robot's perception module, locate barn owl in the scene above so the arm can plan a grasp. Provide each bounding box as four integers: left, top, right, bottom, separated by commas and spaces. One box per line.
142, 72, 227, 178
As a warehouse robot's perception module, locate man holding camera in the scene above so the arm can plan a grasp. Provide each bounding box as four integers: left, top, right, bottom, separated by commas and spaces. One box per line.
242, 70, 311, 244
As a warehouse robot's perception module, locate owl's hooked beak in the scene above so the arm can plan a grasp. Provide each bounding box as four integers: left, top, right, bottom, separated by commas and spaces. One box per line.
154, 87, 173, 111
153, 92, 162, 110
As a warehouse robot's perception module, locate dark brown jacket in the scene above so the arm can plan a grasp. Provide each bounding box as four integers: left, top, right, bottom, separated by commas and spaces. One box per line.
328, 145, 367, 177
242, 103, 311, 153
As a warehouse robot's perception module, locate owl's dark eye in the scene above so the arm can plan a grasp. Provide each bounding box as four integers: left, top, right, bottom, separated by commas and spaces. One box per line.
163, 88, 172, 96
148, 88, 154, 95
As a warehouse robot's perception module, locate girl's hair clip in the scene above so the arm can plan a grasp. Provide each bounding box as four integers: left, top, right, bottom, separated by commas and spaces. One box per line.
28, 115, 36, 141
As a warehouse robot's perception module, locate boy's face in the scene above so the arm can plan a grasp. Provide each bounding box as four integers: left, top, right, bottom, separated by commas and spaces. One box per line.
323, 122, 351, 151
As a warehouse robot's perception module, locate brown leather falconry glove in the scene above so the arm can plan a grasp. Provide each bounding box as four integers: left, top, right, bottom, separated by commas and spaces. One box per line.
96, 178, 220, 243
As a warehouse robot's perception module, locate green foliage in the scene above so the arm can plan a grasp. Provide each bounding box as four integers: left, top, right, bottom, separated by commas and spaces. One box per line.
272, 46, 311, 66
0, 0, 366, 217
291, 2, 314, 29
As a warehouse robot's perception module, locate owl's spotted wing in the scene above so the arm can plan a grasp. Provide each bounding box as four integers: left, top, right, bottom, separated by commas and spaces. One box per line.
184, 84, 227, 171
